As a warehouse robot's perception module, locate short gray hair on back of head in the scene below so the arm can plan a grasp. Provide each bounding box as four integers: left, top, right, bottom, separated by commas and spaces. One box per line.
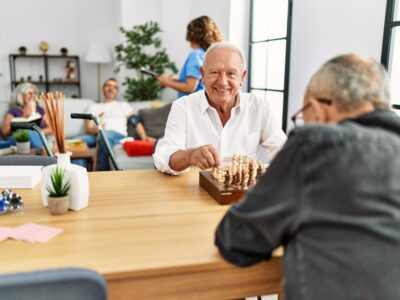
11, 82, 37, 107
308, 54, 391, 112
202, 41, 247, 71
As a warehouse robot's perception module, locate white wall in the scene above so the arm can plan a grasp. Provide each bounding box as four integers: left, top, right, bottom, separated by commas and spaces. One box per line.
0, 0, 119, 102
288, 0, 387, 130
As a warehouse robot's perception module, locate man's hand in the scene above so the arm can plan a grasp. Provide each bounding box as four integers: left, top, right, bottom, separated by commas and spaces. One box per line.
169, 144, 221, 172
189, 144, 221, 170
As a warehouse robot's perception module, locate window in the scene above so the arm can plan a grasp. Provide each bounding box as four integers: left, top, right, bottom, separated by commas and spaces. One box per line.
382, 0, 400, 108
248, 0, 292, 130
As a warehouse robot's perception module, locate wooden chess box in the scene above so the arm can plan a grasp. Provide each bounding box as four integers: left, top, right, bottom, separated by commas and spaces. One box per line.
199, 171, 246, 205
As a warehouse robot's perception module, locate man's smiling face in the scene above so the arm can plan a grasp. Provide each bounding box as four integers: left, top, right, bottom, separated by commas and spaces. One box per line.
201, 48, 246, 107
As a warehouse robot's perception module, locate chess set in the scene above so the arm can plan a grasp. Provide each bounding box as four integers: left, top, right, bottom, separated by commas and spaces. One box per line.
199, 155, 266, 205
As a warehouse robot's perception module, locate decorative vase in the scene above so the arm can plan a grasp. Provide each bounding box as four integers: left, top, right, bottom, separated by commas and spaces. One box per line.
48, 195, 70, 215
16, 141, 30, 154
41, 152, 89, 211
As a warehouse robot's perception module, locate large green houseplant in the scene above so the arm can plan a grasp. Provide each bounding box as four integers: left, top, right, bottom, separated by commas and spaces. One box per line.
115, 21, 178, 101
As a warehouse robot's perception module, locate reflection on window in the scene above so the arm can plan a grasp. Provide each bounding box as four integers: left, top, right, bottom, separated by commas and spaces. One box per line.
248, 0, 292, 130
252, 0, 288, 41
389, 28, 400, 104
382, 0, 400, 105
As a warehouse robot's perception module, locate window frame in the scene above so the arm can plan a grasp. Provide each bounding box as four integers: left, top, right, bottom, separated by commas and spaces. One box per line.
247, 0, 293, 131
381, 0, 400, 109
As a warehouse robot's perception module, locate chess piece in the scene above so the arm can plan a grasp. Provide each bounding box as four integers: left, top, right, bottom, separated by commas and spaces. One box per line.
256, 161, 266, 179
232, 166, 242, 188
242, 173, 249, 190
224, 166, 233, 188
217, 166, 225, 182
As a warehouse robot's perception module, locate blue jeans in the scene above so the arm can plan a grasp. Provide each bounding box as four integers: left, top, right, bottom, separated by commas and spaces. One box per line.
97, 130, 125, 171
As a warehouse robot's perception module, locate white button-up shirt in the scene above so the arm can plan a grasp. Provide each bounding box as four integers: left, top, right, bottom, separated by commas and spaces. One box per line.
153, 91, 287, 175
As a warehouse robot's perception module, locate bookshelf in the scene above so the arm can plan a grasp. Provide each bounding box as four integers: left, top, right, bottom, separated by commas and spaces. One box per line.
9, 54, 82, 98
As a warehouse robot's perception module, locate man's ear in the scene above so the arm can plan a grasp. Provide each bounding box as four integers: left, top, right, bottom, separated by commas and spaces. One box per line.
200, 67, 205, 79
240, 70, 247, 86
309, 98, 329, 123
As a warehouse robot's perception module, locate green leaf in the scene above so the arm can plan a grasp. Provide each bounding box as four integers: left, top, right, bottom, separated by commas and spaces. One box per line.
46, 167, 71, 197
115, 21, 178, 101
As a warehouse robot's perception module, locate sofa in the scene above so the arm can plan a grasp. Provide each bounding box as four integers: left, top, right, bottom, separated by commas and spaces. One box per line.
0, 98, 171, 170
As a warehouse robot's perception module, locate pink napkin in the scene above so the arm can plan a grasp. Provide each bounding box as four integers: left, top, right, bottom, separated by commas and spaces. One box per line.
0, 223, 63, 243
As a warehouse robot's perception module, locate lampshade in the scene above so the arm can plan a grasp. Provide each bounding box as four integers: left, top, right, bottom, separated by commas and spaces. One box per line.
85, 42, 112, 63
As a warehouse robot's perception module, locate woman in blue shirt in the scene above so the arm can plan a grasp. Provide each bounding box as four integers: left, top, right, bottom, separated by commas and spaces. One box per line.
157, 16, 223, 98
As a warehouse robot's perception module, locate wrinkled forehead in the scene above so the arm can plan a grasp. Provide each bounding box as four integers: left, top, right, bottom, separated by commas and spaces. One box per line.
103, 80, 118, 88
205, 48, 244, 70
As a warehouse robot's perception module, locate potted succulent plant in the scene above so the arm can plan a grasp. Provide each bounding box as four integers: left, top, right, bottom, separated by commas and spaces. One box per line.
13, 130, 30, 154
46, 167, 71, 215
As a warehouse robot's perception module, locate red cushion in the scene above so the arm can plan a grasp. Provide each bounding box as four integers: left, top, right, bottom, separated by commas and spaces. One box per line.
122, 140, 155, 157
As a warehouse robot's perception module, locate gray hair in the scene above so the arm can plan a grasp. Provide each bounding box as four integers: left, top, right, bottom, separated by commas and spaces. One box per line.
11, 82, 37, 107
308, 54, 390, 111
202, 41, 246, 71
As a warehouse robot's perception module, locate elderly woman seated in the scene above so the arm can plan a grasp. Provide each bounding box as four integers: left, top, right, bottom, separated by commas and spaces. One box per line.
2, 82, 52, 149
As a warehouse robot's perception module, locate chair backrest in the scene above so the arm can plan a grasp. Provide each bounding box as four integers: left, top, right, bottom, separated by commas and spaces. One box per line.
0, 155, 56, 166
0, 268, 107, 300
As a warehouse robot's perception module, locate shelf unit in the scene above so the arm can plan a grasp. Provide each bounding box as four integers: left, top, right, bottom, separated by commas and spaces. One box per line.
9, 54, 82, 98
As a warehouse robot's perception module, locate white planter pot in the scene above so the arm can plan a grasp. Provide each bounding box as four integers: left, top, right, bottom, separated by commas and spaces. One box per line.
16, 141, 30, 154
41, 152, 89, 211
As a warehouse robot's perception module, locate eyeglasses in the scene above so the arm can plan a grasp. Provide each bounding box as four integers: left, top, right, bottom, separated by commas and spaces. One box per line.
291, 98, 333, 127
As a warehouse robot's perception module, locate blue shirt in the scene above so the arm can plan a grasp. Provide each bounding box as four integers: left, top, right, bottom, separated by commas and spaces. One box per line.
177, 48, 205, 98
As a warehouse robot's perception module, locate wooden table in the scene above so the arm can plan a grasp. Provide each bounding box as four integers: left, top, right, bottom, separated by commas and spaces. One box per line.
0, 169, 282, 299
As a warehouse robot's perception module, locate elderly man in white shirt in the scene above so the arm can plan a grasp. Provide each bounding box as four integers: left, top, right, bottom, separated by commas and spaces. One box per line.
153, 41, 286, 175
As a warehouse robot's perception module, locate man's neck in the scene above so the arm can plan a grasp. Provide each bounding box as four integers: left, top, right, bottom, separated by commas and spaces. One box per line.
332, 102, 375, 123
206, 93, 239, 127
103, 98, 115, 103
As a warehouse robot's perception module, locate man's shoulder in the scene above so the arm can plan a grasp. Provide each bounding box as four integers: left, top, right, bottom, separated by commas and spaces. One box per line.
291, 124, 346, 142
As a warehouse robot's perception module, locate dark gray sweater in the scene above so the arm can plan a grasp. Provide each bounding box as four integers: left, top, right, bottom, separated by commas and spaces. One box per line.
216, 109, 400, 300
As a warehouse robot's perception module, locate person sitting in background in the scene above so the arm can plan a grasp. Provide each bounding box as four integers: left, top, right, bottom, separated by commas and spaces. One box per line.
156, 15, 223, 98
215, 54, 400, 299
153, 41, 286, 175
78, 78, 150, 171
2, 82, 52, 148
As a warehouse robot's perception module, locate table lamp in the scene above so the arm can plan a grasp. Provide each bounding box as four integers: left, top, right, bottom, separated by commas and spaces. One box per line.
85, 42, 112, 101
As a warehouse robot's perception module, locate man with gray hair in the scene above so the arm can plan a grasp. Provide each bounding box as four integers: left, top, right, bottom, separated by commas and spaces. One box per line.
153, 41, 286, 174
216, 54, 400, 299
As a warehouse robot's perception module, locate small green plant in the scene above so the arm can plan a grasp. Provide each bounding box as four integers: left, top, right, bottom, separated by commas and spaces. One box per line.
13, 130, 29, 143
115, 21, 178, 101
18, 46, 27, 55
46, 167, 71, 197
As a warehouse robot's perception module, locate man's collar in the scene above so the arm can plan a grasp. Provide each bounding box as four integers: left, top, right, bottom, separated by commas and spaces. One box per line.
199, 91, 242, 113
199, 91, 210, 113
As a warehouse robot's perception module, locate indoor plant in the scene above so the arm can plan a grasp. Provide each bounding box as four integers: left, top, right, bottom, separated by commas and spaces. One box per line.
18, 46, 27, 55
13, 130, 30, 154
115, 21, 178, 101
46, 166, 71, 215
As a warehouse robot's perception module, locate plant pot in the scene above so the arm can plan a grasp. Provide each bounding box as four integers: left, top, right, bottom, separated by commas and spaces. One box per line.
16, 141, 30, 154
41, 152, 89, 211
48, 195, 70, 215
